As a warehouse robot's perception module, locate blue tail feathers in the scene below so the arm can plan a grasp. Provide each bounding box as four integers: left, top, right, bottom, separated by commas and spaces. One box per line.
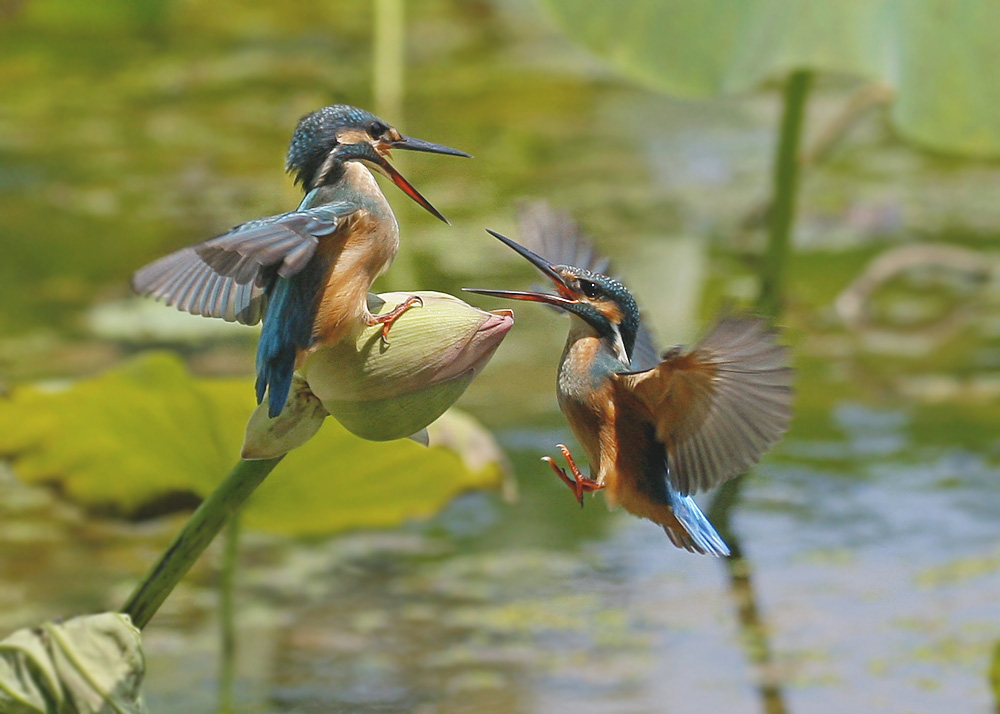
256, 262, 325, 418
665, 488, 731, 557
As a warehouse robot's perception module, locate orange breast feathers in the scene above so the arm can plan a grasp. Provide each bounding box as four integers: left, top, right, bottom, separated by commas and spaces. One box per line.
308, 211, 399, 352
558, 377, 620, 484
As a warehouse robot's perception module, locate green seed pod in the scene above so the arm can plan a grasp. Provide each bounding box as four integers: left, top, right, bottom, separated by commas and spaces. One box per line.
301, 292, 513, 441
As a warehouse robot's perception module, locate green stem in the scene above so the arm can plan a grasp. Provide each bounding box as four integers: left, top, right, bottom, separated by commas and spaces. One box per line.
217, 513, 241, 714
990, 640, 1000, 714
757, 70, 813, 318
706, 474, 744, 552
705, 71, 813, 714
373, 0, 404, 120
372, 0, 417, 289
121, 457, 282, 630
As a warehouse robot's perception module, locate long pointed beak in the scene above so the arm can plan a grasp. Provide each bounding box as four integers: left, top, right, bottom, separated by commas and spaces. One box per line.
368, 151, 451, 224
373, 135, 468, 223
463, 229, 577, 307
389, 136, 472, 158
462, 287, 574, 307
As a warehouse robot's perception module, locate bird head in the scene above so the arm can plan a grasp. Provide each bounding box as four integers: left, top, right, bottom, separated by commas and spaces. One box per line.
465, 229, 641, 363
286, 104, 470, 223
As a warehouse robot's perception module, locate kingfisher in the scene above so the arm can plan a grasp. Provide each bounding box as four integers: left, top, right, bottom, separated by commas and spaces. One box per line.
466, 209, 793, 555
132, 105, 470, 417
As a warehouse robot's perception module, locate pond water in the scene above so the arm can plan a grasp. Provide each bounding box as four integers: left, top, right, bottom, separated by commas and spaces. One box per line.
2, 1, 1000, 713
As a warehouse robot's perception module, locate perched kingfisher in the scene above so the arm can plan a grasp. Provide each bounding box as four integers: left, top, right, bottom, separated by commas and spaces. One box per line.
132, 105, 469, 417
466, 207, 793, 555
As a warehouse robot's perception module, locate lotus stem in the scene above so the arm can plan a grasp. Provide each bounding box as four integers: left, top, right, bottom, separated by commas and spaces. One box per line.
757, 69, 813, 318
217, 514, 241, 714
121, 457, 282, 630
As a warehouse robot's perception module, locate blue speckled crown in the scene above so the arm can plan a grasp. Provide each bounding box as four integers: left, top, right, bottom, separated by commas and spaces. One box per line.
286, 105, 382, 188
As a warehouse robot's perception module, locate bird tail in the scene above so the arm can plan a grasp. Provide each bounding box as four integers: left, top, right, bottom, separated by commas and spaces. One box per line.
256, 269, 320, 418
663, 490, 730, 557
256, 355, 296, 418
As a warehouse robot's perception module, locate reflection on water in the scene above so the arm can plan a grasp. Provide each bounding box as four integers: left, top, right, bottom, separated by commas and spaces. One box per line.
710, 482, 789, 714
3, 1, 1000, 713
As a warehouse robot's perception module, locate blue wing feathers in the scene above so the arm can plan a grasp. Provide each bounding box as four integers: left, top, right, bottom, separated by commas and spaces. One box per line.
132, 197, 361, 415
131, 247, 268, 325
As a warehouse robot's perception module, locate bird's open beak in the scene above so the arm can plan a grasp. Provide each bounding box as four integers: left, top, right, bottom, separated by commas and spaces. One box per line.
364, 149, 452, 225
388, 135, 472, 159
464, 230, 578, 307
366, 134, 470, 225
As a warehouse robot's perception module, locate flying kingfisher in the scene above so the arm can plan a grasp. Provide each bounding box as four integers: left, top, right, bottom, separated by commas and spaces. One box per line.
132, 105, 469, 417
466, 206, 793, 555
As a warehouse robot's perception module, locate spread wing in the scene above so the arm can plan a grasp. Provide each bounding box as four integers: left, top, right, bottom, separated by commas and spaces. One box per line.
131, 247, 269, 325
131, 201, 357, 326
615, 314, 793, 496
516, 200, 659, 370
517, 200, 612, 275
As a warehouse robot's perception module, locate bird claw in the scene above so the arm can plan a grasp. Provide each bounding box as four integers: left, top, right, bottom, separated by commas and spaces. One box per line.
542, 443, 603, 507
368, 295, 424, 345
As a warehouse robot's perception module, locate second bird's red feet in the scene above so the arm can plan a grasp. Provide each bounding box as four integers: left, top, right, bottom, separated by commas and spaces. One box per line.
542, 443, 604, 507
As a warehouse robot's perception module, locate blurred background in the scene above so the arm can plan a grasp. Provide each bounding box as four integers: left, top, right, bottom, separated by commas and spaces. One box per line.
2, 1, 1000, 712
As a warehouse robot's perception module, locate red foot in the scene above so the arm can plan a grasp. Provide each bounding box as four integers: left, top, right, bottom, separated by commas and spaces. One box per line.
366, 295, 423, 344
542, 443, 604, 507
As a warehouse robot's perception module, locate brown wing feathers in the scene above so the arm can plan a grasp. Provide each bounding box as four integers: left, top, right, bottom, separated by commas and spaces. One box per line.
618, 315, 793, 496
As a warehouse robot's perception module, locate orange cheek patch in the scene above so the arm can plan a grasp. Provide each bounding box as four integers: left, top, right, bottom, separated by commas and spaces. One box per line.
597, 301, 623, 324
336, 128, 371, 146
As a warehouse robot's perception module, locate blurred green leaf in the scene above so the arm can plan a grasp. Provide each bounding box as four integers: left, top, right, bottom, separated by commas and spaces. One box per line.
541, 0, 1000, 157
0, 354, 242, 511
0, 612, 146, 714
0, 353, 503, 535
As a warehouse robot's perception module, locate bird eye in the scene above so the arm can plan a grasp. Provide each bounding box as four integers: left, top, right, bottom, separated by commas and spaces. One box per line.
579, 280, 601, 299
368, 121, 389, 138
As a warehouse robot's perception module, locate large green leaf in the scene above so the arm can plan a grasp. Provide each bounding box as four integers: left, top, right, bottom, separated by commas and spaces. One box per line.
0, 353, 503, 535
541, 0, 1000, 157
